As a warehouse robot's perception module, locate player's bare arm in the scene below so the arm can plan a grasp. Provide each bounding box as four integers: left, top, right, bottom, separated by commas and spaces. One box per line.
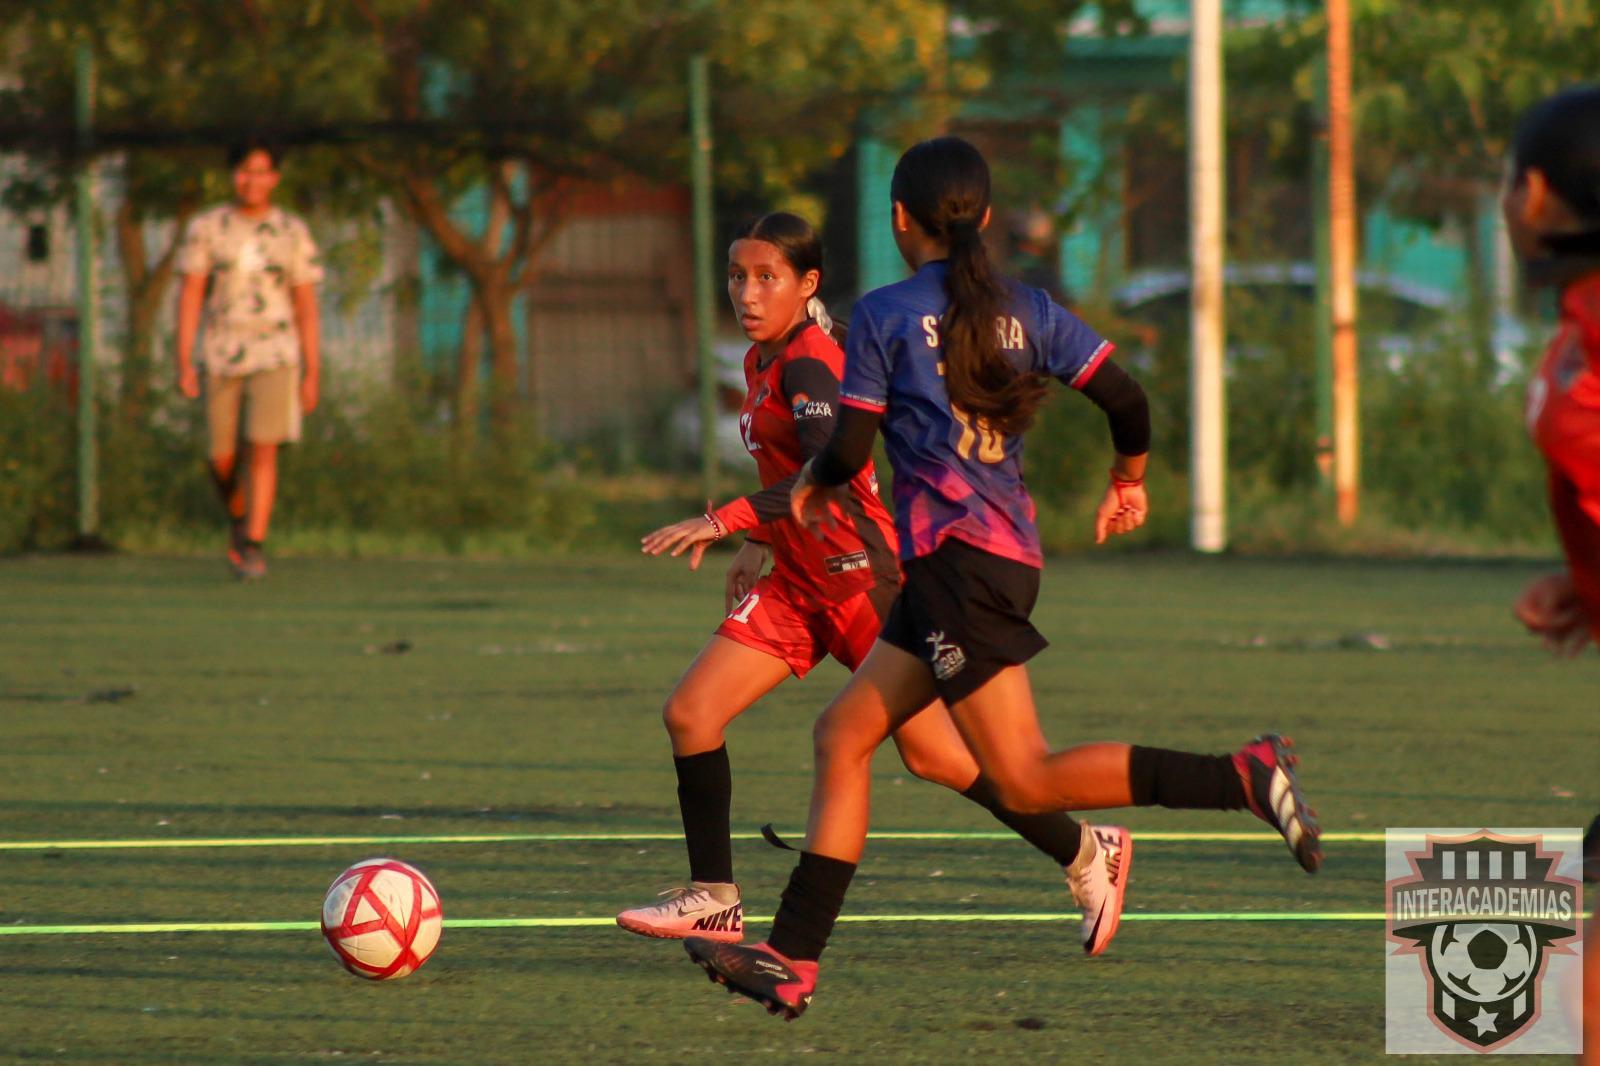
175, 272, 208, 399
292, 282, 321, 413
1078, 360, 1151, 544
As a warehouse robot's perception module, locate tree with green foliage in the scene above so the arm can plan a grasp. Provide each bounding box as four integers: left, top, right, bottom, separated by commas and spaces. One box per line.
328, 0, 963, 437
1232, 0, 1600, 247
4, 0, 1136, 443
0, 1, 382, 426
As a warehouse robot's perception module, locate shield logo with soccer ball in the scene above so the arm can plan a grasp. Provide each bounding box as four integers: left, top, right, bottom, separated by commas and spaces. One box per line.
1387, 832, 1581, 1051
1424, 922, 1541, 1043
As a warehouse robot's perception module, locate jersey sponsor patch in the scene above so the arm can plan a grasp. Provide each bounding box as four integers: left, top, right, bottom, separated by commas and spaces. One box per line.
791, 392, 833, 421
824, 550, 871, 575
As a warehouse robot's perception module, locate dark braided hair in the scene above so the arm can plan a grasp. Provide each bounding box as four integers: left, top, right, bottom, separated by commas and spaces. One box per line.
891, 137, 1046, 437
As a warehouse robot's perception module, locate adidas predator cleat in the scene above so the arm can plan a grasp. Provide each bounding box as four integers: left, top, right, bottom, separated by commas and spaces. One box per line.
1235, 733, 1322, 873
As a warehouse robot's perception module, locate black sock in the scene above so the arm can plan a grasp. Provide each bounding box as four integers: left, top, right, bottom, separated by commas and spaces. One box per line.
961, 777, 1084, 867
675, 745, 733, 884
766, 851, 856, 962
209, 462, 237, 509
1127, 746, 1247, 810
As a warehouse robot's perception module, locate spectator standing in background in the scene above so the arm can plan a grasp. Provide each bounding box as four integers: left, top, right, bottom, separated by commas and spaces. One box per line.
175, 139, 322, 580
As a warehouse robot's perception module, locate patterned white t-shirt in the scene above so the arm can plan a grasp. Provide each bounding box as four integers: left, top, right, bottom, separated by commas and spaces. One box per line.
177, 205, 323, 377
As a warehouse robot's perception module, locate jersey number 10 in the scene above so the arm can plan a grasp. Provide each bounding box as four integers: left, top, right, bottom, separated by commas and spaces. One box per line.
952, 406, 1006, 463
935, 355, 1007, 463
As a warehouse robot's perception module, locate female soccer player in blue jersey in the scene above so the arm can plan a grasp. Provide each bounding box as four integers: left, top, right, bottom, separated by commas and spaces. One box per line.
618, 212, 1103, 946
685, 137, 1323, 1019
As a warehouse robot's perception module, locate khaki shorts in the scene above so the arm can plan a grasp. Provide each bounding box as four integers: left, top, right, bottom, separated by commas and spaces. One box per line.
205, 365, 302, 456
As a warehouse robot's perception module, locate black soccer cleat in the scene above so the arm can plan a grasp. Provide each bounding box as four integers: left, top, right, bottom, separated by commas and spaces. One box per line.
684, 937, 818, 1021
1234, 733, 1322, 873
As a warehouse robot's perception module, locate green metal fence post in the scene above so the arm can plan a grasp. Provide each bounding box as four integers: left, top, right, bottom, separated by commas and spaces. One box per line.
74, 40, 101, 545
689, 54, 717, 501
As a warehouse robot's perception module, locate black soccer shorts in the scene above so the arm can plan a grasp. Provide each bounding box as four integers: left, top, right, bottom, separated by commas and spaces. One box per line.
878, 537, 1049, 704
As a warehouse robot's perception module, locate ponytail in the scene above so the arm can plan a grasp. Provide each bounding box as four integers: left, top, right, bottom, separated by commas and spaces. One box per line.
805, 294, 846, 344
891, 137, 1046, 437
943, 219, 1047, 437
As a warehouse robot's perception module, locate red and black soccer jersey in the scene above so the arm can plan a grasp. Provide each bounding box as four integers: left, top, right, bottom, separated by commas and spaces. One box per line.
712, 322, 901, 606
1527, 273, 1600, 638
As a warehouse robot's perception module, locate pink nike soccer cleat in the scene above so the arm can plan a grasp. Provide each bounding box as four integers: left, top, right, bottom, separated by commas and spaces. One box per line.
1067, 824, 1133, 957
616, 885, 743, 943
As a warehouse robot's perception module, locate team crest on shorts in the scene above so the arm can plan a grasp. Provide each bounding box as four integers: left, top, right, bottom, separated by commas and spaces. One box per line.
1384, 828, 1584, 1053
924, 631, 967, 680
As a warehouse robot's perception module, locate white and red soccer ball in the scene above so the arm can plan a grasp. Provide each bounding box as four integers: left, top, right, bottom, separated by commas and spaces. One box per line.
321, 858, 443, 980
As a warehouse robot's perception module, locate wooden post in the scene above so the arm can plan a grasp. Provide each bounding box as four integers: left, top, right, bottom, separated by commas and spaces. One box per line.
1327, 0, 1360, 525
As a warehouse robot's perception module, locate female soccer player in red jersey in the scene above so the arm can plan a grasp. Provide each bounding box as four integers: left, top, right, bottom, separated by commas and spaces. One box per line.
1500, 86, 1600, 1064
618, 212, 1102, 943
1505, 87, 1600, 657
685, 139, 1322, 1019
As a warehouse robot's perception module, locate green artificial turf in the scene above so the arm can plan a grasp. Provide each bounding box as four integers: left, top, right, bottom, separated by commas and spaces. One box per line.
0, 553, 1591, 1063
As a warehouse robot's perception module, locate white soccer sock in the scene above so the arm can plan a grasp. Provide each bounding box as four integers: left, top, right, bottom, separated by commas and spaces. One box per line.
692, 880, 740, 905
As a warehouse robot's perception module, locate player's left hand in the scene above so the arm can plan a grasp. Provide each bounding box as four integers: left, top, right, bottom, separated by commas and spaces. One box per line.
300, 371, 319, 414
724, 540, 769, 614
1093, 476, 1148, 545
641, 510, 721, 571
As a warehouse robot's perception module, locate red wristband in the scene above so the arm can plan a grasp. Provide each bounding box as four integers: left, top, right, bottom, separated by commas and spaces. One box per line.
1109, 469, 1143, 509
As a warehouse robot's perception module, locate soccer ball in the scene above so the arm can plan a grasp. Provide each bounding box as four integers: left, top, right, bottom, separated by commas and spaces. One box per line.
1430, 922, 1536, 1003
321, 858, 443, 980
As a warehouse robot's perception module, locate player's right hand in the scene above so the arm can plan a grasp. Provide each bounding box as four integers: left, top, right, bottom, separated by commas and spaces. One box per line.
641, 514, 720, 572
178, 363, 200, 399
1514, 572, 1592, 656
1093, 476, 1148, 544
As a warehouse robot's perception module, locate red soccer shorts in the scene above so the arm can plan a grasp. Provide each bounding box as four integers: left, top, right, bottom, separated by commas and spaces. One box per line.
716, 572, 895, 677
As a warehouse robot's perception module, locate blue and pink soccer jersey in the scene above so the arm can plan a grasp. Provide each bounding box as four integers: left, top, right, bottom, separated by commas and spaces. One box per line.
840, 260, 1113, 567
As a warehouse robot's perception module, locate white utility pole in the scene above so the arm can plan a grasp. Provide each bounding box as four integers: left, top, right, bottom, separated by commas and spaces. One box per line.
1189, 0, 1227, 552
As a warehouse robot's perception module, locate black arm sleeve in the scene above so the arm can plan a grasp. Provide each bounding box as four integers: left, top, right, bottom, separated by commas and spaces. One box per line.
1078, 360, 1150, 457
739, 357, 843, 523
810, 403, 883, 488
